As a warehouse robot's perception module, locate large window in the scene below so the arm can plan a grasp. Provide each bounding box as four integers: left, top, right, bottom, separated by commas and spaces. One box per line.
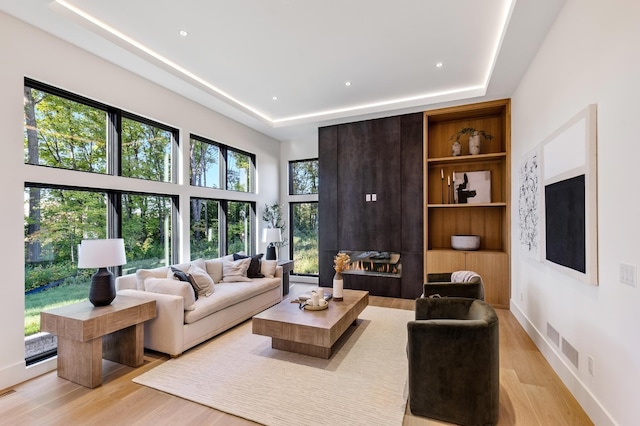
289, 159, 319, 195
190, 135, 221, 189
121, 116, 175, 183
226, 201, 254, 254
24, 79, 178, 183
288, 159, 319, 275
190, 135, 255, 193
24, 186, 175, 362
190, 198, 220, 260
227, 149, 253, 192
290, 202, 319, 275
24, 87, 107, 173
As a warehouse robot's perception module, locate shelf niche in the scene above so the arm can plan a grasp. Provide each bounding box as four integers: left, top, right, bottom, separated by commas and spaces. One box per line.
424, 99, 511, 309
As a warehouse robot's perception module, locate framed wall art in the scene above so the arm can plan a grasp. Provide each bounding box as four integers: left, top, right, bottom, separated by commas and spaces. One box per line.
542, 104, 598, 285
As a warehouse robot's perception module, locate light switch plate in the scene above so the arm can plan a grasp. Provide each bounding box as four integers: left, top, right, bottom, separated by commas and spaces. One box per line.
365, 194, 371, 202
372, 194, 377, 202
620, 263, 637, 287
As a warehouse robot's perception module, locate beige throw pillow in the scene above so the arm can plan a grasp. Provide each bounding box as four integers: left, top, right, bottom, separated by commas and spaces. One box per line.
204, 259, 224, 283
135, 268, 167, 290
144, 277, 196, 311
222, 258, 252, 282
187, 263, 214, 296
260, 260, 278, 278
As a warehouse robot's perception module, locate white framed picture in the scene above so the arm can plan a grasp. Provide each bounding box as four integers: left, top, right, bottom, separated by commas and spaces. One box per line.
453, 170, 491, 204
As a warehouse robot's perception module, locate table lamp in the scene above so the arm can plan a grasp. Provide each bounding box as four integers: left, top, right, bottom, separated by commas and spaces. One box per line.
262, 228, 282, 260
78, 238, 127, 306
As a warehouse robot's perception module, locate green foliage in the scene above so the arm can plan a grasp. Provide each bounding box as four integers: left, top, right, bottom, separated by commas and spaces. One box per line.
190, 198, 220, 259
24, 262, 84, 291
24, 88, 107, 172
291, 160, 319, 194
227, 201, 251, 254
291, 203, 318, 274
24, 275, 92, 336
227, 150, 251, 192
190, 138, 220, 188
121, 117, 173, 182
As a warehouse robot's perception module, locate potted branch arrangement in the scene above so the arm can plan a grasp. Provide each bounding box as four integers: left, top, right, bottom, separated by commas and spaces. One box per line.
450, 127, 493, 155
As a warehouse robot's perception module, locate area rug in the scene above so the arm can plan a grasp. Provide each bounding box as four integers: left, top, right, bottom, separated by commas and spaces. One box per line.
134, 305, 414, 426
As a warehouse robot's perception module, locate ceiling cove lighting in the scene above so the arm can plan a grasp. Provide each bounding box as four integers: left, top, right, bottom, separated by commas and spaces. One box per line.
272, 85, 485, 125
55, 0, 513, 126
54, 0, 272, 122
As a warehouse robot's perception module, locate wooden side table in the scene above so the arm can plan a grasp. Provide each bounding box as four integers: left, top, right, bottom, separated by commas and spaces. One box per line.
40, 295, 156, 388
277, 259, 294, 296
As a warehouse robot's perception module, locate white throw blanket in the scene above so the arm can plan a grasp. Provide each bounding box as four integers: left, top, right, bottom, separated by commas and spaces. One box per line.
451, 270, 482, 283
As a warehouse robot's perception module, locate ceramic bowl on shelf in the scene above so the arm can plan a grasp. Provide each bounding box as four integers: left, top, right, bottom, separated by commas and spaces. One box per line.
451, 235, 480, 251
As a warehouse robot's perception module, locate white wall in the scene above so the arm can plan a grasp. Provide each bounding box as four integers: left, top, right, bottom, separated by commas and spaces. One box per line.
511, 0, 640, 424
0, 12, 282, 390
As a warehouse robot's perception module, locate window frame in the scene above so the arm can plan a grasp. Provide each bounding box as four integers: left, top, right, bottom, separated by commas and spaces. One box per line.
288, 158, 319, 195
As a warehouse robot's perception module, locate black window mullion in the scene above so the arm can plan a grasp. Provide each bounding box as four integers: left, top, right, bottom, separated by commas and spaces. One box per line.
108, 110, 121, 176
220, 200, 228, 254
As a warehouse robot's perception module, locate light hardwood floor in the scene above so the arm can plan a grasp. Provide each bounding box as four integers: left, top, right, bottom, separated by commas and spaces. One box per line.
0, 284, 592, 425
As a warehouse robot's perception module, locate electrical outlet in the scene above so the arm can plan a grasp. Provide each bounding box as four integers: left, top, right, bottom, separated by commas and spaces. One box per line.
620, 263, 637, 287
588, 355, 594, 376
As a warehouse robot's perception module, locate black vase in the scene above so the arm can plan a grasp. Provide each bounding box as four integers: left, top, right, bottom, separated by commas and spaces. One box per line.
89, 267, 116, 306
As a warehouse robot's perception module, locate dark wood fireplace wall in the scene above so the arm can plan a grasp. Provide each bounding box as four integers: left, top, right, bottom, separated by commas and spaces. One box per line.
318, 112, 424, 299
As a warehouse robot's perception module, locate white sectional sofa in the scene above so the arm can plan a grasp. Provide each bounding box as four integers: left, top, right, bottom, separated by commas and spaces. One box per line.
116, 255, 282, 356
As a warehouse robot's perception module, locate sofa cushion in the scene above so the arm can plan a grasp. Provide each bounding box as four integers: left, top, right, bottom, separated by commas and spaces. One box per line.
135, 267, 168, 290
233, 253, 264, 278
204, 259, 224, 283
144, 277, 196, 311
187, 263, 214, 297
261, 260, 278, 278
168, 266, 199, 300
183, 277, 280, 324
222, 258, 252, 282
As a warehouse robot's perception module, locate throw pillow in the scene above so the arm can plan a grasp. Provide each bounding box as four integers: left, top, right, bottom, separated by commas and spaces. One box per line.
144, 277, 196, 311
222, 258, 252, 282
204, 259, 224, 283
233, 253, 265, 278
260, 259, 278, 278
187, 264, 214, 297
168, 266, 199, 300
135, 268, 166, 290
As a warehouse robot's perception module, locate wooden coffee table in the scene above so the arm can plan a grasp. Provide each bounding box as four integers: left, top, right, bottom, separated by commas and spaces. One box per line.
252, 289, 369, 359
40, 295, 156, 388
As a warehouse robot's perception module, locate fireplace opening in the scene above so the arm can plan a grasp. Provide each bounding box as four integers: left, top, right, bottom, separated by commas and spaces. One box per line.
340, 251, 401, 278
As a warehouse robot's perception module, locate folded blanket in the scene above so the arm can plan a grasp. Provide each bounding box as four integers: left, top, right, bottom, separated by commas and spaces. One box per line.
451, 270, 482, 284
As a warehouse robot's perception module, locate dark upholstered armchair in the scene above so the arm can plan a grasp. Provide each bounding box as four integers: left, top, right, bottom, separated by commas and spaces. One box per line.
407, 297, 499, 425
423, 271, 485, 300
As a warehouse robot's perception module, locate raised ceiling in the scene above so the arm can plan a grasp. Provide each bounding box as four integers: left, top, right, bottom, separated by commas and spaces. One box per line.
0, 0, 565, 141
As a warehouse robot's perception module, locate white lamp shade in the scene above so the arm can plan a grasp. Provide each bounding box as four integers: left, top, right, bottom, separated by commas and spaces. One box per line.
262, 228, 282, 243
78, 238, 127, 268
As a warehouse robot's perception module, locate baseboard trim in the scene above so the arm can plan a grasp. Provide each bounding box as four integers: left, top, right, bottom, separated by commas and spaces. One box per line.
510, 300, 616, 426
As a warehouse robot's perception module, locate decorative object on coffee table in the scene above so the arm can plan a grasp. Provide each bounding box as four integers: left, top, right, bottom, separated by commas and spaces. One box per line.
333, 252, 350, 301
78, 238, 127, 306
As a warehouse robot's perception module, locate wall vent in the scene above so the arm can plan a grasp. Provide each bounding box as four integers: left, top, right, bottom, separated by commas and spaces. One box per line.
562, 337, 579, 369
546, 323, 560, 347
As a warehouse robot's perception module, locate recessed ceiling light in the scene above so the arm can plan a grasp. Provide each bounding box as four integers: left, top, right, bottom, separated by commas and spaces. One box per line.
272, 96, 278, 101
179, 30, 188, 37
345, 81, 352, 87
436, 62, 443, 68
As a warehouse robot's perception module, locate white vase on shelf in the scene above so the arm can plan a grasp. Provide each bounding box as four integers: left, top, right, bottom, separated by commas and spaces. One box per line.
469, 134, 481, 155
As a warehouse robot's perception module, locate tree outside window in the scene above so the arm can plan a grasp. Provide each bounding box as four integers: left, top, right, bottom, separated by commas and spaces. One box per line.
289, 159, 319, 195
